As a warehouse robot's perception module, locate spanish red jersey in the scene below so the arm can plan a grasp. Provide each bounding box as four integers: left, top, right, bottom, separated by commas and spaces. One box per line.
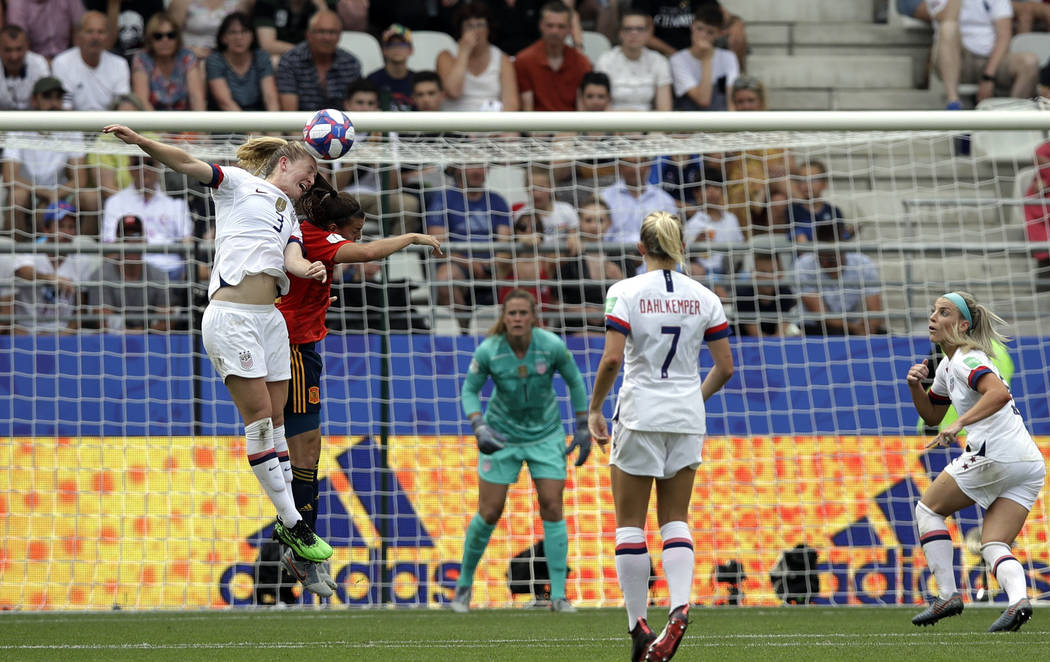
277, 222, 352, 344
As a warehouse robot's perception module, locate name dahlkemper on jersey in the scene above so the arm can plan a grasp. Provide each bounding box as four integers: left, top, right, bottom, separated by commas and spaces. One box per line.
638, 297, 705, 315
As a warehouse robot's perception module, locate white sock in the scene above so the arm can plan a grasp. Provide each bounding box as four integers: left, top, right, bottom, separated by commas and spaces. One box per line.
916, 502, 957, 598
272, 424, 292, 485
245, 418, 300, 525
660, 521, 694, 611
982, 542, 1028, 604
615, 527, 650, 630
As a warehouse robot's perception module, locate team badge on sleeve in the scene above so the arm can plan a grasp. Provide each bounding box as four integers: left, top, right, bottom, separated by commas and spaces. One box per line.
276, 198, 287, 212
963, 357, 981, 369
469, 359, 480, 374
605, 297, 618, 313
326, 233, 346, 244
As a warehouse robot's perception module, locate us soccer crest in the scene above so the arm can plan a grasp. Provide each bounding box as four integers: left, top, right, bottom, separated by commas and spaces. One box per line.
275, 197, 286, 212
239, 350, 253, 370
535, 359, 547, 375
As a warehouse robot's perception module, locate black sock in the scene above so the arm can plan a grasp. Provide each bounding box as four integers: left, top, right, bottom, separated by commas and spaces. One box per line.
309, 463, 320, 531
291, 465, 317, 528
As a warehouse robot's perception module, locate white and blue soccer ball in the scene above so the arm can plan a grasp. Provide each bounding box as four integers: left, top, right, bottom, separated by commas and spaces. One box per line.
302, 108, 355, 160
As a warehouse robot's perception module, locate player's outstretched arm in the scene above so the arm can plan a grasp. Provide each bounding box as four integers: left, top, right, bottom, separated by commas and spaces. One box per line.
334, 233, 442, 264
102, 124, 214, 185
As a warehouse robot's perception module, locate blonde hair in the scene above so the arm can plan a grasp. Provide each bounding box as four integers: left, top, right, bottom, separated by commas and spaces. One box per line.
639, 211, 685, 268
488, 289, 538, 337
940, 290, 1011, 356
235, 137, 314, 178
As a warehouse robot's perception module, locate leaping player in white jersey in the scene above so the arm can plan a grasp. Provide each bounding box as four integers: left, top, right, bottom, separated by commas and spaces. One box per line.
588, 211, 734, 662
907, 290, 1044, 632
103, 124, 336, 564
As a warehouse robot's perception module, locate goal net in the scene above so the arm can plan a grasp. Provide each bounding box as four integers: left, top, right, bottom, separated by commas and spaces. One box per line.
0, 110, 1048, 610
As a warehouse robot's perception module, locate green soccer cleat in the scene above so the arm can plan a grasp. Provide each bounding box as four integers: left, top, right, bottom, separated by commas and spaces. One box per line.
272, 518, 333, 562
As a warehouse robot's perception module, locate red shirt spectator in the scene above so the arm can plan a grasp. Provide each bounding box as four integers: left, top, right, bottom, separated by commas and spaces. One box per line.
513, 1, 590, 111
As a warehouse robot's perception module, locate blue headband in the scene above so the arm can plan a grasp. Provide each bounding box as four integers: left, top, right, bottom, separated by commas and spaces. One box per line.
942, 292, 972, 327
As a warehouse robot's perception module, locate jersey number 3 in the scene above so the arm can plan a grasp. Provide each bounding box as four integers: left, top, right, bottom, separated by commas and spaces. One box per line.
660, 325, 681, 379
272, 212, 284, 233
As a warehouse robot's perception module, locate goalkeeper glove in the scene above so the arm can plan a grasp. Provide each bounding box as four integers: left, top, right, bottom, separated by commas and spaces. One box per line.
565, 413, 592, 466
471, 417, 506, 455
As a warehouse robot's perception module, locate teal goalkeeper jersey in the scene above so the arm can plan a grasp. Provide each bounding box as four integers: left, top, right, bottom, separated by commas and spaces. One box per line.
461, 328, 588, 443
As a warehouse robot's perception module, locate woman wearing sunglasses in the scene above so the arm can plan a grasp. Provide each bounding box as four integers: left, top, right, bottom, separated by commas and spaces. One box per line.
132, 11, 206, 111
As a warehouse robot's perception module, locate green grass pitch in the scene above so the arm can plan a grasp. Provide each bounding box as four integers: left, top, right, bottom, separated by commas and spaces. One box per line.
1, 606, 1047, 661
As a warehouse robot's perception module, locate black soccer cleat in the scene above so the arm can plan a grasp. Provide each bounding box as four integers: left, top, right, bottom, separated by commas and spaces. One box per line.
912, 592, 963, 626
629, 618, 657, 662
988, 598, 1033, 632
645, 604, 689, 661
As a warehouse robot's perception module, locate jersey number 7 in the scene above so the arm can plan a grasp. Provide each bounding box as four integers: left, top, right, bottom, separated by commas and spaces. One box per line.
660, 325, 681, 379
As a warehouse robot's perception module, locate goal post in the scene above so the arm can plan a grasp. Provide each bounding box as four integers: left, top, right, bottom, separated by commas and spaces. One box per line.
0, 110, 1048, 610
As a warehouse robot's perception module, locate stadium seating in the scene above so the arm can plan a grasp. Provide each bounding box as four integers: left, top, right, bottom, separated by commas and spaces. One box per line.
1010, 31, 1050, 67
407, 31, 458, 72
339, 31, 384, 77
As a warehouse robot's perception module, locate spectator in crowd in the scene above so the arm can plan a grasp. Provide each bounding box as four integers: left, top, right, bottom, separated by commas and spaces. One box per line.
255, 0, 336, 58
495, 207, 555, 308
638, 0, 748, 70
600, 154, 678, 244
410, 69, 445, 112
425, 164, 512, 333
670, 6, 739, 111
87, 214, 173, 332
595, 9, 672, 112
683, 167, 743, 278
555, 196, 622, 335
101, 155, 193, 280
515, 1, 591, 111
721, 75, 792, 236
169, 0, 245, 60
649, 151, 704, 212
794, 222, 884, 336
3, 77, 95, 238
6, 0, 84, 60
277, 10, 361, 111
932, 0, 1038, 108
528, 165, 578, 243
206, 11, 279, 111
437, 4, 519, 112
734, 249, 797, 337
0, 24, 50, 110
85, 0, 164, 62
570, 72, 618, 189
12, 201, 98, 334
132, 12, 206, 111
787, 160, 852, 243
576, 70, 612, 111
1023, 141, 1050, 291
367, 24, 416, 112
52, 11, 131, 110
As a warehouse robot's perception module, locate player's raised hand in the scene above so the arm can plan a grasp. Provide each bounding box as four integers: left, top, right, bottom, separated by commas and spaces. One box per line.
102, 124, 142, 145
565, 413, 592, 466
588, 410, 609, 451
906, 359, 929, 386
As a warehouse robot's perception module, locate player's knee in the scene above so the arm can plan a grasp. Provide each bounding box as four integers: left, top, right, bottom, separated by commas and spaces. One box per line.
538, 501, 562, 521
915, 501, 946, 534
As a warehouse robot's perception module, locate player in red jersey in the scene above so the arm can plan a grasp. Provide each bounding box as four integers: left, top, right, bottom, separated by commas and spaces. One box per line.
275, 181, 441, 595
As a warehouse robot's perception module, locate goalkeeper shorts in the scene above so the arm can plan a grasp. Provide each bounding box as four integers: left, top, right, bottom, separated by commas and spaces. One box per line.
610, 424, 704, 480
477, 430, 567, 484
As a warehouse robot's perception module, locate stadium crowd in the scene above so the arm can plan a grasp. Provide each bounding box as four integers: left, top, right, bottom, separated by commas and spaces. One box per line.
1, 0, 1049, 336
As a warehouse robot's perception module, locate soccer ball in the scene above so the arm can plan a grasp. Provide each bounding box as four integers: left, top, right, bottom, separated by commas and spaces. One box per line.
302, 108, 355, 160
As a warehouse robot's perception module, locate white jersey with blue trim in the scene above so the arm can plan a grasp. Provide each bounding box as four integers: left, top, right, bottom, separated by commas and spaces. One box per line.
206, 165, 302, 300
604, 268, 730, 433
929, 347, 1040, 462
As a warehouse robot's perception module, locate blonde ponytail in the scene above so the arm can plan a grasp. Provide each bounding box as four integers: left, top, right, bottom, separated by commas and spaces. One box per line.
236, 137, 313, 178
639, 211, 685, 268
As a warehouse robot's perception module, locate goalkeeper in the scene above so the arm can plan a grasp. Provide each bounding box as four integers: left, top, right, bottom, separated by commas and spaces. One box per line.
451, 288, 591, 614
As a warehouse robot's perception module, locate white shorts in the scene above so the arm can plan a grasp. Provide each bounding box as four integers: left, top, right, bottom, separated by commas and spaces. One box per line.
944, 451, 1046, 511
201, 300, 290, 382
610, 424, 704, 480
